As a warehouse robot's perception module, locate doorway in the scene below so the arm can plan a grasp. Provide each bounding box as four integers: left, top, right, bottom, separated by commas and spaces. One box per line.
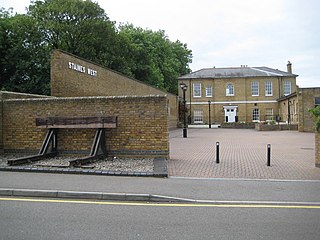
224, 106, 238, 123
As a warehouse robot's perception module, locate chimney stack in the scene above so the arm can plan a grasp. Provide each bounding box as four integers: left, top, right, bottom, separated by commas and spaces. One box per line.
287, 61, 292, 74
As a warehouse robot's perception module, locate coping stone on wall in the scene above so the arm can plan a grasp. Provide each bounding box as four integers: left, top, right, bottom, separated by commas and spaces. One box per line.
3, 95, 167, 103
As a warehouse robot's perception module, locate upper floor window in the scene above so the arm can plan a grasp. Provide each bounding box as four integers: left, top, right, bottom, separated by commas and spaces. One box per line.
251, 81, 259, 96
226, 84, 234, 96
284, 80, 291, 96
206, 85, 212, 97
265, 81, 273, 96
193, 83, 201, 97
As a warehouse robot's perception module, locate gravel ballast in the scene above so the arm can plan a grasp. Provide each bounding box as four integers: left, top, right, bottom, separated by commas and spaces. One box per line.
0, 155, 154, 173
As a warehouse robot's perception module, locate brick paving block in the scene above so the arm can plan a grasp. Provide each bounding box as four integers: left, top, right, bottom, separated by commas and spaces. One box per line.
169, 128, 320, 180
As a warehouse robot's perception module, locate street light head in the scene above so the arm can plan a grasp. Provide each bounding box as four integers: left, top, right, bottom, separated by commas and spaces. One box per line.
208, 100, 211, 104
180, 82, 187, 91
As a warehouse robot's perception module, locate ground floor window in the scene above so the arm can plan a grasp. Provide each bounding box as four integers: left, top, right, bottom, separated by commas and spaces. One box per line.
194, 110, 203, 123
252, 108, 260, 122
265, 108, 273, 121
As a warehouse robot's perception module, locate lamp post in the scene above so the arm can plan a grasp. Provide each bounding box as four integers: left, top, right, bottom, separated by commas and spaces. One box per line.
208, 100, 211, 128
180, 82, 188, 138
288, 100, 291, 125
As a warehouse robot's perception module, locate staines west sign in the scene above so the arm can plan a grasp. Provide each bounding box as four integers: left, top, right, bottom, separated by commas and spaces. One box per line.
68, 62, 97, 77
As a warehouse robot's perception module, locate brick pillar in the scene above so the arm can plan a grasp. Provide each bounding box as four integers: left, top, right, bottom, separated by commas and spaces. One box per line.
316, 132, 320, 167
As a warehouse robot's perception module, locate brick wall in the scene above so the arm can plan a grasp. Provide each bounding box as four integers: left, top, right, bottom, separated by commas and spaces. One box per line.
51, 49, 178, 128
0, 91, 52, 152
298, 88, 320, 132
255, 123, 298, 131
316, 132, 320, 167
2, 95, 169, 158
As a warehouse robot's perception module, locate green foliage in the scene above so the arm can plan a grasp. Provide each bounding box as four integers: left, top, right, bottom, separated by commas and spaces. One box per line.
118, 24, 192, 94
0, 11, 51, 94
0, 0, 192, 95
269, 120, 276, 125
27, 0, 118, 65
309, 106, 320, 132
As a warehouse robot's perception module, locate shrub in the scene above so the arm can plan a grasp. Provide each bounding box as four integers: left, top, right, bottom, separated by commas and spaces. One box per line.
309, 106, 320, 132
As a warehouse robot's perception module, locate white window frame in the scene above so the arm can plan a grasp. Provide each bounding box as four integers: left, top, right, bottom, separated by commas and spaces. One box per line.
252, 108, 260, 122
265, 108, 273, 121
193, 83, 201, 98
226, 84, 234, 96
193, 110, 203, 123
284, 80, 291, 96
251, 81, 259, 96
206, 85, 212, 97
265, 81, 273, 96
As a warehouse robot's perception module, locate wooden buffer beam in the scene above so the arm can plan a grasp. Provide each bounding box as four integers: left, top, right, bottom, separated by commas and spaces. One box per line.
7, 116, 117, 167
35, 116, 117, 129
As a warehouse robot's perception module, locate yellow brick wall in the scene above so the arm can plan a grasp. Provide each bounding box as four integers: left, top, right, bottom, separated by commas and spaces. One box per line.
298, 88, 320, 132
51, 50, 178, 128
2, 96, 169, 158
0, 91, 51, 152
316, 132, 320, 167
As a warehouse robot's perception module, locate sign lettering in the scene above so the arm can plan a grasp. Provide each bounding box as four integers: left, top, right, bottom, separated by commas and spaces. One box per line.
68, 62, 97, 77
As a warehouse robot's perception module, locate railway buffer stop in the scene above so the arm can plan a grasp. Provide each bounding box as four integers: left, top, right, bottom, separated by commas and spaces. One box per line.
7, 116, 117, 167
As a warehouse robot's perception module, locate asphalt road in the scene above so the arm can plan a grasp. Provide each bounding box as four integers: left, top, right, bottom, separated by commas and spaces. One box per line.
1, 197, 319, 240
0, 172, 320, 202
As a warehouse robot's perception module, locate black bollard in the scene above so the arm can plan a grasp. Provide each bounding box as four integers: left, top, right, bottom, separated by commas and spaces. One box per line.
216, 142, 220, 164
267, 144, 271, 166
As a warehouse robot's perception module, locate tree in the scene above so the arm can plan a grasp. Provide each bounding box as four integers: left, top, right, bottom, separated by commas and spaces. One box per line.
0, 10, 50, 94
118, 24, 192, 94
309, 106, 320, 132
1, 0, 119, 94
0, 8, 11, 90
1, 0, 192, 95
28, 0, 119, 66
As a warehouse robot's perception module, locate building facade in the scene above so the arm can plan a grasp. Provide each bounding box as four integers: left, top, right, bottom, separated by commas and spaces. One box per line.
178, 62, 298, 125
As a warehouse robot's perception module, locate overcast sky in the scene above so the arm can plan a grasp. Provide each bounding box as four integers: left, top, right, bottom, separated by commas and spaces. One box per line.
1, 0, 319, 87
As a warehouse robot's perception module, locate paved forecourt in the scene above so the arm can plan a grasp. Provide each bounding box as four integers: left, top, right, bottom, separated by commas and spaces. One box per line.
169, 128, 320, 180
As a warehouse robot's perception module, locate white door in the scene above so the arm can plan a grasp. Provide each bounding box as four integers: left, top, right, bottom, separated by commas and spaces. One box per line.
224, 106, 237, 123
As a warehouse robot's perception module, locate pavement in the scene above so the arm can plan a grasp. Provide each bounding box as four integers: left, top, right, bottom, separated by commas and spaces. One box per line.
169, 128, 320, 180
1, 128, 320, 203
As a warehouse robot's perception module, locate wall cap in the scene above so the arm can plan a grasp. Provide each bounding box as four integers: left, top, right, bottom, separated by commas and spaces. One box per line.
3, 95, 168, 103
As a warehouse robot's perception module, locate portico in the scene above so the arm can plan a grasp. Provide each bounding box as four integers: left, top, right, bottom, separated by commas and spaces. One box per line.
223, 106, 238, 123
